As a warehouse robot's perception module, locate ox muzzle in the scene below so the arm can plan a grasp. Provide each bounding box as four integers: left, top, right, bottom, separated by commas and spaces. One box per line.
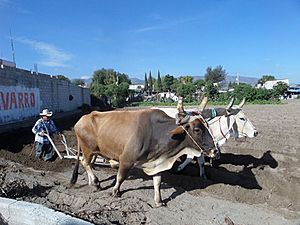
205, 143, 221, 159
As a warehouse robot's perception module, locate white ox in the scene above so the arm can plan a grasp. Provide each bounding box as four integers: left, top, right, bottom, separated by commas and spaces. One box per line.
152, 97, 258, 178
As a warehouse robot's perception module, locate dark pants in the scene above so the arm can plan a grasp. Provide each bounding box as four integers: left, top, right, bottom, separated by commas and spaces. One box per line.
34, 142, 55, 161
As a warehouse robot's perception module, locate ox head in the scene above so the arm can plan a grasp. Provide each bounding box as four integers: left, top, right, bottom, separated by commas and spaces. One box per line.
225, 98, 258, 138
172, 97, 219, 158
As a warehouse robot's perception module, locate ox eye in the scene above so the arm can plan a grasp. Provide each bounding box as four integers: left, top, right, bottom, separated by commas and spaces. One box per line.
194, 127, 202, 133
240, 118, 246, 121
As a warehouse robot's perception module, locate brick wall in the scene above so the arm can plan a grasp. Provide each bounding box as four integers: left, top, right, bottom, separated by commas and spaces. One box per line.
0, 66, 90, 125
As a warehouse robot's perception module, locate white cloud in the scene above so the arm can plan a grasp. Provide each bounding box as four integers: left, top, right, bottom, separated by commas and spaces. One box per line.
0, 0, 31, 14
134, 25, 164, 33
133, 16, 201, 33
80, 75, 91, 80
16, 37, 73, 68
0, 0, 10, 7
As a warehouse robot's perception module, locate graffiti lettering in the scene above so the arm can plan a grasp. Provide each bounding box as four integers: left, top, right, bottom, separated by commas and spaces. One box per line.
18, 93, 24, 108
30, 93, 35, 107
0, 92, 9, 110
0, 91, 36, 110
10, 92, 17, 109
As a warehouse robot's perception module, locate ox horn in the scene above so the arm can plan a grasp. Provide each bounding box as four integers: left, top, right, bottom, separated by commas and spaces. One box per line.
198, 96, 208, 112
177, 96, 185, 113
226, 97, 235, 110
176, 97, 188, 125
238, 97, 246, 108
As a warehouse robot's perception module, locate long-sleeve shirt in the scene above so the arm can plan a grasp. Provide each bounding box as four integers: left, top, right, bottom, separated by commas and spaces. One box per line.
32, 118, 59, 144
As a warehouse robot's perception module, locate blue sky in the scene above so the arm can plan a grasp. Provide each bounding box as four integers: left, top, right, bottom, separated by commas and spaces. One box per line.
1, 0, 300, 84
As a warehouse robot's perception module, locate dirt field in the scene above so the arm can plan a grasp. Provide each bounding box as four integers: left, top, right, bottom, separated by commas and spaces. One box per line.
0, 101, 299, 225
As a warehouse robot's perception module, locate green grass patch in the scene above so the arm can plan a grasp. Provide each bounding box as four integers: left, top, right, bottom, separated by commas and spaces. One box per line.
129, 99, 283, 107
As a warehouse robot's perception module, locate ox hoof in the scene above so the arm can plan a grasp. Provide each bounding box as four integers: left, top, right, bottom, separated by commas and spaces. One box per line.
155, 202, 166, 208
89, 185, 101, 193
109, 160, 119, 169
176, 167, 183, 172
91, 181, 101, 191
200, 174, 207, 180
95, 182, 101, 190
112, 190, 121, 198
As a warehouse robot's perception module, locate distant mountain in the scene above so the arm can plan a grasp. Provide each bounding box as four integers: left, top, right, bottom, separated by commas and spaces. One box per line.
85, 77, 93, 86
226, 75, 258, 86
130, 77, 144, 85
130, 75, 259, 86
193, 75, 258, 86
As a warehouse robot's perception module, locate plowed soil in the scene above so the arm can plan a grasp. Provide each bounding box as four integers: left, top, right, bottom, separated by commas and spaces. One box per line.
0, 101, 299, 225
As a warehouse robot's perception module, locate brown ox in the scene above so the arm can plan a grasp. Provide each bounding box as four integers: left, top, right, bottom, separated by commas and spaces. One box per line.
70, 108, 216, 207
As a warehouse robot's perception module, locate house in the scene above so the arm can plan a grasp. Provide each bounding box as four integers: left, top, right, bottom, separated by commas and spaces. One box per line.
129, 84, 144, 92
0, 59, 16, 69
262, 79, 289, 89
285, 85, 300, 99
158, 91, 178, 102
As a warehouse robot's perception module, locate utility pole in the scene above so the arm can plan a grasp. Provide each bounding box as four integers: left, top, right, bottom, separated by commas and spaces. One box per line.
34, 63, 38, 74
10, 29, 16, 64
236, 73, 240, 85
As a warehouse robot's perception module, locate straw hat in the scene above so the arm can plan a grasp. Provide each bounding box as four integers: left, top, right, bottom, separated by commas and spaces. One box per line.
40, 109, 53, 117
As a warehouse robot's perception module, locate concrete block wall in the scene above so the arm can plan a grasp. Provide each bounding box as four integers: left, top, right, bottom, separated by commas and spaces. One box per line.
0, 66, 90, 125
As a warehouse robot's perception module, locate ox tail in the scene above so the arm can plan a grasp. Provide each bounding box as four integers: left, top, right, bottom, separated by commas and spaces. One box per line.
70, 142, 81, 186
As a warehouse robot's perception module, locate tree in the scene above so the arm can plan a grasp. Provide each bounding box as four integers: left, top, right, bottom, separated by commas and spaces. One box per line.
91, 68, 116, 85
232, 83, 257, 101
193, 79, 205, 88
176, 83, 196, 102
90, 82, 106, 97
157, 70, 163, 92
162, 74, 175, 91
105, 82, 129, 107
255, 87, 276, 100
179, 76, 193, 84
117, 73, 131, 85
204, 65, 227, 83
193, 79, 206, 100
148, 71, 153, 94
144, 73, 148, 94
56, 75, 70, 82
90, 68, 131, 108
273, 82, 288, 96
170, 78, 179, 92
205, 81, 219, 100
257, 75, 275, 85
228, 81, 235, 88
72, 79, 85, 86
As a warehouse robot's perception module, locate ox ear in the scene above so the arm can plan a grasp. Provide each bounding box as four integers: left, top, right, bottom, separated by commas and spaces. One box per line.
198, 96, 208, 112
238, 97, 246, 108
226, 97, 235, 110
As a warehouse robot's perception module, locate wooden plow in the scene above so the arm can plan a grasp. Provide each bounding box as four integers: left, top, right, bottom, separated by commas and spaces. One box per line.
45, 134, 111, 166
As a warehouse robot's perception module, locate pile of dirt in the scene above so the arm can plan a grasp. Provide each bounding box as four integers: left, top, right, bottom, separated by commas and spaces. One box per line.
0, 115, 78, 172
0, 102, 299, 225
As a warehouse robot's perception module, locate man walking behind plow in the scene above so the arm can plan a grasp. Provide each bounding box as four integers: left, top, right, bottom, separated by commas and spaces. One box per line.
32, 109, 61, 161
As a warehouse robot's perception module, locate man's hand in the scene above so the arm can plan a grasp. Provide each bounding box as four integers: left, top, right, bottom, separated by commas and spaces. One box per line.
39, 131, 48, 136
